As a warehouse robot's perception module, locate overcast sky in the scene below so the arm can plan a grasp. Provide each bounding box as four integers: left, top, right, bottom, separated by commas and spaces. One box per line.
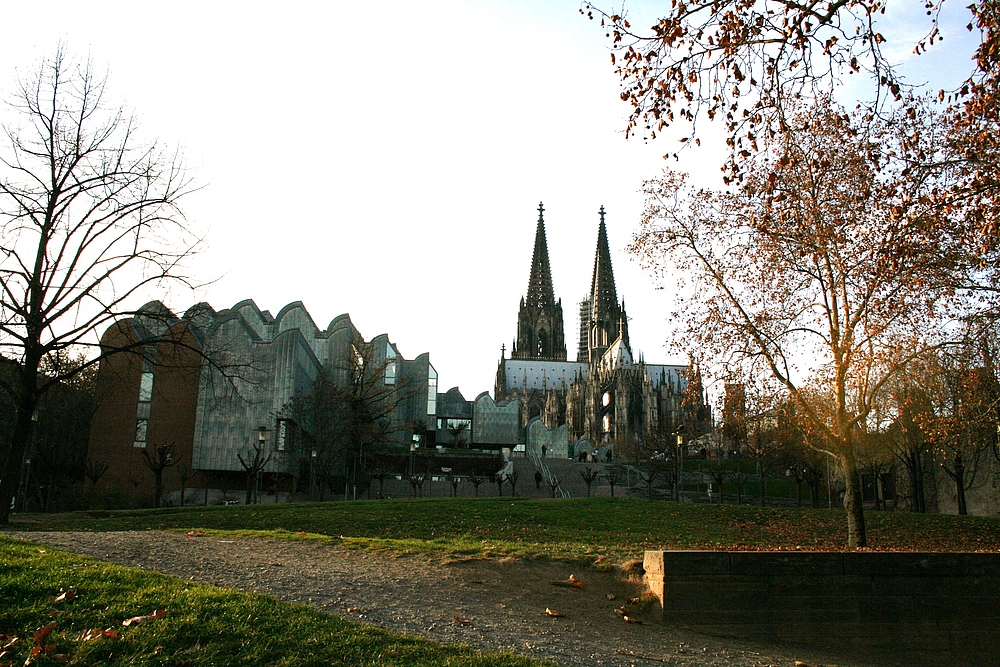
0, 1, 982, 400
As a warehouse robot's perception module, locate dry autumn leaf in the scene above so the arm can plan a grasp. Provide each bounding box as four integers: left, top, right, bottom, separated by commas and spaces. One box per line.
185, 531, 204, 537
622, 615, 643, 624
544, 608, 566, 618
32, 624, 56, 644
122, 609, 166, 627
54, 590, 76, 603
79, 628, 118, 642
453, 615, 472, 626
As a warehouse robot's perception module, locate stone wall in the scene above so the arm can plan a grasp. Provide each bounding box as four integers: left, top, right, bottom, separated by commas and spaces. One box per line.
644, 550, 1000, 666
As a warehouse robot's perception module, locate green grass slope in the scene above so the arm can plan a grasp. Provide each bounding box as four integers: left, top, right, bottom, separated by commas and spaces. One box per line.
12, 497, 1000, 561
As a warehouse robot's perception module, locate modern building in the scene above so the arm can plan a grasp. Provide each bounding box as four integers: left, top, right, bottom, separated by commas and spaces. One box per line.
88, 299, 440, 505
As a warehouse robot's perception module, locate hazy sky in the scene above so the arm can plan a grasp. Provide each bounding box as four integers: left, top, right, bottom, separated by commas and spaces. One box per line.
0, 1, 982, 400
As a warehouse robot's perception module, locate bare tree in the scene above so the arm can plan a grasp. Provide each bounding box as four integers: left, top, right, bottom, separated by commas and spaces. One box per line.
286, 336, 417, 498
406, 473, 425, 498
467, 471, 486, 497
579, 466, 600, 497
603, 464, 625, 498
0, 49, 198, 523
140, 442, 179, 508
238, 443, 273, 505
176, 464, 198, 507
83, 456, 108, 509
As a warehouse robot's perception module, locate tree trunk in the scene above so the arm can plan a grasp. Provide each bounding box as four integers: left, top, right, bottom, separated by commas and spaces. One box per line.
954, 453, 968, 516
0, 371, 40, 524
154, 470, 164, 508
841, 452, 867, 547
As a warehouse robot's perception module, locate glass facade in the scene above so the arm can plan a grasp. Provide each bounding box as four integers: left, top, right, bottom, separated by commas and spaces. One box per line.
426, 365, 437, 416
384, 342, 397, 385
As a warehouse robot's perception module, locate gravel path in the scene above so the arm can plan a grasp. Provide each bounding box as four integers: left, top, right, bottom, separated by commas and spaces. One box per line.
10, 531, 871, 667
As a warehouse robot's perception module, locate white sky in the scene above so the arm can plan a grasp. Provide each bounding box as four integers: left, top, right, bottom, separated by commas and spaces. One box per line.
0, 1, 981, 399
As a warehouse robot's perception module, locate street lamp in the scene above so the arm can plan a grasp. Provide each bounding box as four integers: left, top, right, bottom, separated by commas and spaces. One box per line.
675, 426, 686, 502
256, 426, 267, 504
310, 449, 317, 501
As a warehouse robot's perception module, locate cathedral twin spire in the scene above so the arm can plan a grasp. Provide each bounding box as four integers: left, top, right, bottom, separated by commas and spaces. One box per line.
512, 203, 628, 364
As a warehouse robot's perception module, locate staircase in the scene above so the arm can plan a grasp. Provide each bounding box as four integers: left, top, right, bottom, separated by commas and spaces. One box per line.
510, 456, 627, 499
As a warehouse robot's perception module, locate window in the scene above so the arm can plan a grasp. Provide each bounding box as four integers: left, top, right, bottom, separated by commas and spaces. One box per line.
426, 365, 437, 416
139, 372, 154, 401
134, 371, 153, 447
134, 419, 148, 448
384, 342, 397, 385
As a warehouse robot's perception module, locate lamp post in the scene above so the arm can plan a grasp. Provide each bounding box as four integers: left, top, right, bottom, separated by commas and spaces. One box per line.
310, 449, 317, 501
256, 426, 267, 505
675, 423, 686, 502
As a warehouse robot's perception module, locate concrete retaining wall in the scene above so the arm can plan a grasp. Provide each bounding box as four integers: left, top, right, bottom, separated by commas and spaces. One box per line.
644, 550, 1000, 666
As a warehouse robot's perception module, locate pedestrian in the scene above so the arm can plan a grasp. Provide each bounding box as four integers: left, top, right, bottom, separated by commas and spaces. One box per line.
541, 445, 547, 458
534, 470, 543, 489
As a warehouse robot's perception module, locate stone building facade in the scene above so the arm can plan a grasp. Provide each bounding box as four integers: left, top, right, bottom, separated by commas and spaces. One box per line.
495, 204, 700, 455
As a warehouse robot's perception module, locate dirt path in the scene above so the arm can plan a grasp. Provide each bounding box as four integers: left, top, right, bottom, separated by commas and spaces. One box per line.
10, 531, 870, 667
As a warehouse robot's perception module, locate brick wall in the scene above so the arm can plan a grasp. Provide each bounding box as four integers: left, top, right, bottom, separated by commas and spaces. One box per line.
644, 550, 1000, 666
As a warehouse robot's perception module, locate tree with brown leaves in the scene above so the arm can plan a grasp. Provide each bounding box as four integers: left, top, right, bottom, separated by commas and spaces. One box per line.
630, 100, 970, 546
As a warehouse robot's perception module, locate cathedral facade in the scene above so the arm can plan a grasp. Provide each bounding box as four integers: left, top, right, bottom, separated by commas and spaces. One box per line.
495, 204, 695, 454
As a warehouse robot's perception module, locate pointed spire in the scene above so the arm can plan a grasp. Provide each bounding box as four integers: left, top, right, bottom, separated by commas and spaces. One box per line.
526, 202, 557, 310
588, 205, 627, 361
590, 205, 618, 319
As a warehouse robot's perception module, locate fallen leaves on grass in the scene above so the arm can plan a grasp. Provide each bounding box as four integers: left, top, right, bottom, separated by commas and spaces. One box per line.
78, 628, 118, 642
185, 531, 204, 537
453, 615, 473, 626
25, 623, 58, 665
54, 589, 76, 603
122, 609, 166, 627
0, 635, 20, 662
544, 608, 566, 618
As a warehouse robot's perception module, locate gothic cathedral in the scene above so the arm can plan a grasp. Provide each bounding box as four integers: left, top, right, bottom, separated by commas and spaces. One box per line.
495, 203, 697, 454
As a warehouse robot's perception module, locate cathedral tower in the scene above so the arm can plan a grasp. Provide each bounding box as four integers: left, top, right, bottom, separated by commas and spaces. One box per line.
511, 203, 567, 361
584, 206, 629, 362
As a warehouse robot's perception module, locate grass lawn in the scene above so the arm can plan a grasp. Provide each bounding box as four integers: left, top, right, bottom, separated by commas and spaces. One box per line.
0, 535, 547, 667
10, 497, 1000, 562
